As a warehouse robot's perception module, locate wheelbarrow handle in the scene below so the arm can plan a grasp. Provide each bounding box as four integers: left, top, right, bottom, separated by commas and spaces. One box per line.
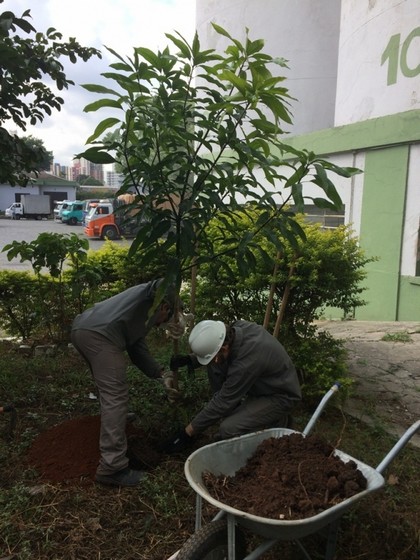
375, 419, 420, 474
303, 383, 341, 436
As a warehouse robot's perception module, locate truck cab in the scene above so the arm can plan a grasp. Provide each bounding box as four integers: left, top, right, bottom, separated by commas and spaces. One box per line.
61, 201, 84, 225
54, 200, 71, 221
84, 201, 116, 238
84, 198, 139, 240
5, 202, 23, 219
82, 199, 100, 225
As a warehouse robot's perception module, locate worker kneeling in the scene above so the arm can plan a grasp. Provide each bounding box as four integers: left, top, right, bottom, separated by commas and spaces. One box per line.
163, 319, 302, 453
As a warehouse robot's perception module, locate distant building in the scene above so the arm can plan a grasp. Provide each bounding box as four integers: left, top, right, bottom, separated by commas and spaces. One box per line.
105, 169, 124, 189
72, 157, 104, 183
0, 172, 78, 212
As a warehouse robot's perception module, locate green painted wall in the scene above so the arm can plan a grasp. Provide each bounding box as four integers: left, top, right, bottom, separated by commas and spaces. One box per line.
284, 110, 420, 321
285, 109, 420, 155
398, 277, 420, 321
355, 146, 409, 320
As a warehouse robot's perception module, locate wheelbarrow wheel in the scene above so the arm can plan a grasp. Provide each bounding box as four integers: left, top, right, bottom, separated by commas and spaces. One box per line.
176, 519, 246, 560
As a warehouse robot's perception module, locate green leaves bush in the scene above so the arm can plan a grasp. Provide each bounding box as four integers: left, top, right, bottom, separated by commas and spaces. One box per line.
0, 270, 42, 340
0, 219, 371, 398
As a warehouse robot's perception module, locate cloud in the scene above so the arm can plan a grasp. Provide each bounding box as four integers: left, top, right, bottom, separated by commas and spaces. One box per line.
5, 0, 196, 167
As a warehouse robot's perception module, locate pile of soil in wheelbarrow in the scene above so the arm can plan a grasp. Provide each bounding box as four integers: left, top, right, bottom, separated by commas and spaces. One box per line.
26, 415, 164, 484
203, 433, 368, 520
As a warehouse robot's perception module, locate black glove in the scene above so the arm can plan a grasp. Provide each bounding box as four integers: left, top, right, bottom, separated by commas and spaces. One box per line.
170, 354, 193, 371
160, 429, 193, 454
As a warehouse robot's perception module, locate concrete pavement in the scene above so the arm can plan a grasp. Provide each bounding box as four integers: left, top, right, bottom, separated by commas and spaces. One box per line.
316, 320, 420, 448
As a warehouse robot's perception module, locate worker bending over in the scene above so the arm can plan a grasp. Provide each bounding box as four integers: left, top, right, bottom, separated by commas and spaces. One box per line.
164, 319, 301, 453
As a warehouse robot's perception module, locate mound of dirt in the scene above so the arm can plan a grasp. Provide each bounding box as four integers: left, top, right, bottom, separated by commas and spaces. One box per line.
26, 415, 164, 484
203, 433, 368, 520
26, 417, 367, 522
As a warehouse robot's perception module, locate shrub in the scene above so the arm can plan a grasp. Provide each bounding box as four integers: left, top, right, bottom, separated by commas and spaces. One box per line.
0, 271, 42, 340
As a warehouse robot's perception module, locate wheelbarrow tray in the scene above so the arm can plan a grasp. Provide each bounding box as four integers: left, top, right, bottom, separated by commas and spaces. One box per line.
184, 427, 385, 540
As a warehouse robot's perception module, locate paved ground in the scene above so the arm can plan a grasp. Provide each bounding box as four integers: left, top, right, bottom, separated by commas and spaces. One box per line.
316, 320, 420, 448
0, 217, 131, 271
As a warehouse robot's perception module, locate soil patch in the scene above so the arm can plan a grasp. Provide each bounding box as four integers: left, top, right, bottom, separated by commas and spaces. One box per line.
203, 433, 368, 520
26, 415, 164, 484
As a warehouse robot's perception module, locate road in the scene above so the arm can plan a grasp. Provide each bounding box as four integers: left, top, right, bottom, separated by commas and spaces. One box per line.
0, 217, 132, 271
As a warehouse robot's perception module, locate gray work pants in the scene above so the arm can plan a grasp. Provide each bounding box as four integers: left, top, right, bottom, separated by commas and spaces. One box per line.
218, 394, 290, 439
71, 329, 129, 475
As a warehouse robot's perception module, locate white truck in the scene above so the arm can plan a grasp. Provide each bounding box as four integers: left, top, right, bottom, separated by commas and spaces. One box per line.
5, 195, 51, 220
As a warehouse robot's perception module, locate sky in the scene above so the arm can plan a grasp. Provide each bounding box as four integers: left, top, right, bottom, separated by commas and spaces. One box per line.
5, 0, 196, 168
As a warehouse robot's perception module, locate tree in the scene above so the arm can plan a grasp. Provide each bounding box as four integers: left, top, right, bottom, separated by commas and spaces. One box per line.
76, 174, 104, 186
0, 2, 101, 185
22, 135, 53, 171
77, 24, 360, 310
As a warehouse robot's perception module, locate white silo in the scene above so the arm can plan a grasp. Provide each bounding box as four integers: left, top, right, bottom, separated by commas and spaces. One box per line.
335, 0, 420, 125
196, 0, 341, 135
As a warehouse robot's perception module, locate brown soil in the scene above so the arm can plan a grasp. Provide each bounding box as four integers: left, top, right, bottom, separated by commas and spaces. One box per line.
26, 418, 367, 523
203, 433, 368, 520
26, 415, 165, 484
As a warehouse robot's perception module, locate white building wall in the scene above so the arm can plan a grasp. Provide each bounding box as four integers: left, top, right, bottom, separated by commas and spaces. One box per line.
196, 0, 341, 135
335, 0, 420, 125
401, 143, 420, 276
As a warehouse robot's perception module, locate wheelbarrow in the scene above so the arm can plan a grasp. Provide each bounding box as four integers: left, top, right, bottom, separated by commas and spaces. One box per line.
169, 384, 420, 560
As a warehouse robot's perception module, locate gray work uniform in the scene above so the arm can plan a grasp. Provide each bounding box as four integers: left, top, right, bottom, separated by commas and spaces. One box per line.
190, 320, 302, 439
71, 280, 164, 475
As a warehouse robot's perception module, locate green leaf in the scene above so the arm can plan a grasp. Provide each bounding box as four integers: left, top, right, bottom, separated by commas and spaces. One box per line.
86, 118, 120, 144
82, 84, 120, 96
310, 197, 340, 210
260, 94, 292, 124
84, 99, 122, 113
110, 62, 133, 72
75, 148, 116, 164
166, 33, 191, 58
211, 23, 233, 41
249, 119, 278, 134
135, 47, 161, 67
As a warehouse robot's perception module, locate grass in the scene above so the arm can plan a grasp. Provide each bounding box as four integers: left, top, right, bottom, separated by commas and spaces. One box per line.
381, 331, 413, 343
0, 337, 419, 560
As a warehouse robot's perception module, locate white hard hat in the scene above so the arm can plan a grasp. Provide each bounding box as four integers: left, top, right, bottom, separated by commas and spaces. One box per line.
189, 320, 226, 365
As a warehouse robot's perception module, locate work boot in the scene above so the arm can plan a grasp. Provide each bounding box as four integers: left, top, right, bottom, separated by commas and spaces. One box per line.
95, 467, 146, 487
126, 412, 138, 424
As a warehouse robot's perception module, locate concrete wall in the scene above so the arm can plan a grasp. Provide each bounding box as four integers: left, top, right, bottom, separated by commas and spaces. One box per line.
335, 0, 420, 125
196, 0, 341, 135
286, 110, 420, 321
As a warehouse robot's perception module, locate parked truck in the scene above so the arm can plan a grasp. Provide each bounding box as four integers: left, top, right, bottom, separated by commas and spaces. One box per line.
84, 194, 139, 240
53, 200, 71, 221
5, 195, 51, 220
61, 200, 85, 225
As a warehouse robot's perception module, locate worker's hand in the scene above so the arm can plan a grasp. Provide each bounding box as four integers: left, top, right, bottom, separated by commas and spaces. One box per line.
161, 371, 182, 403
160, 429, 193, 454
165, 320, 185, 340
170, 354, 193, 371
164, 312, 195, 340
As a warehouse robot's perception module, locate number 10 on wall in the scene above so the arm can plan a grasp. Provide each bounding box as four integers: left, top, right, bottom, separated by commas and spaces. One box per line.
381, 26, 420, 85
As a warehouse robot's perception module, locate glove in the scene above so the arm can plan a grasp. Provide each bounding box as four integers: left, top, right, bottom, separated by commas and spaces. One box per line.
161, 429, 193, 454
170, 354, 193, 371
164, 312, 195, 340
161, 371, 182, 403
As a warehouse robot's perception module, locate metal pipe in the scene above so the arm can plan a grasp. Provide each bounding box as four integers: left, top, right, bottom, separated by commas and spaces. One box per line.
376, 420, 420, 474
303, 383, 340, 436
